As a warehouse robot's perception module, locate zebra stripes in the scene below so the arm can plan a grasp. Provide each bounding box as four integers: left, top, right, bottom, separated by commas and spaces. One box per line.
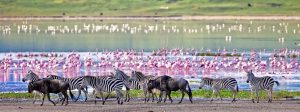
46, 75, 88, 102
82, 76, 124, 105
246, 70, 279, 103
199, 77, 238, 102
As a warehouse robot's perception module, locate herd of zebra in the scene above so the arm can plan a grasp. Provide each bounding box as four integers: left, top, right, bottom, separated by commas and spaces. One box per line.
22, 69, 280, 106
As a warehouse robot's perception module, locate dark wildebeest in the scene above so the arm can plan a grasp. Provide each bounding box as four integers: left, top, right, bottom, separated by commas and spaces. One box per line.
147, 75, 193, 104
28, 79, 74, 106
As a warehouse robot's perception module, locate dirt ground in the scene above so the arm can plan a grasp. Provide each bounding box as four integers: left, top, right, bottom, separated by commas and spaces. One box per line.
0, 98, 299, 112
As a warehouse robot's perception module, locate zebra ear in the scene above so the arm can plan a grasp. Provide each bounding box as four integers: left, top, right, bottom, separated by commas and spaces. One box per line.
28, 70, 32, 73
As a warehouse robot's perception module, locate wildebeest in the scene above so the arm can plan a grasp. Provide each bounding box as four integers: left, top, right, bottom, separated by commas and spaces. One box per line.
28, 79, 74, 106
147, 75, 193, 104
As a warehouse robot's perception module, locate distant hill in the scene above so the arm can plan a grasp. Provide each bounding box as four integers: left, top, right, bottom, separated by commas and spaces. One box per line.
0, 0, 300, 17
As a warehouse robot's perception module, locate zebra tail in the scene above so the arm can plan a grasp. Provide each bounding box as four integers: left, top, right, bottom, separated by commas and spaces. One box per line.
69, 86, 75, 100
274, 81, 280, 86
236, 85, 239, 92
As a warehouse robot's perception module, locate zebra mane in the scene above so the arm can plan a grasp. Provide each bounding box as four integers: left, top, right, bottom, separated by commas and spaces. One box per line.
47, 75, 64, 79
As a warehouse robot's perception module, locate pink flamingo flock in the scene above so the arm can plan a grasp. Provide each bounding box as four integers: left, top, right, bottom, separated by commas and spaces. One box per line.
0, 48, 300, 82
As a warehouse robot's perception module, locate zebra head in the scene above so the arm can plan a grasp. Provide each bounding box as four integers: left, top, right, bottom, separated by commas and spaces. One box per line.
131, 70, 144, 82
22, 70, 38, 82
246, 70, 254, 83
131, 71, 136, 78
199, 78, 213, 89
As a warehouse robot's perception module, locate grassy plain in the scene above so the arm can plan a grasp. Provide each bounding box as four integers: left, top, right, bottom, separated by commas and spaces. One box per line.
0, 0, 300, 17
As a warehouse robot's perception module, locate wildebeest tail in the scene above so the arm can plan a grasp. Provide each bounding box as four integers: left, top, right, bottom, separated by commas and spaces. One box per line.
187, 82, 192, 98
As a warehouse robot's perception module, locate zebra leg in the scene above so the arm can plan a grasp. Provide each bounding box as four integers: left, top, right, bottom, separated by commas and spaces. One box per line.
125, 88, 130, 102
40, 94, 46, 106
217, 90, 222, 101
103, 92, 112, 105
47, 93, 56, 106
152, 92, 158, 102
268, 89, 273, 103
255, 90, 259, 103
251, 90, 255, 103
151, 93, 155, 102
231, 89, 237, 102
32, 92, 37, 104
100, 91, 106, 105
94, 90, 98, 104
127, 91, 131, 102
116, 90, 123, 105
82, 88, 88, 102
210, 90, 215, 102
144, 89, 148, 103
74, 89, 82, 102
157, 91, 163, 103
146, 92, 150, 102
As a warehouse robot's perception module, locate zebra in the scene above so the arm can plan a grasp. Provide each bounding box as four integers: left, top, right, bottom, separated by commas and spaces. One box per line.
22, 70, 42, 104
114, 68, 140, 102
131, 70, 157, 103
81, 75, 124, 105
246, 70, 279, 103
46, 75, 88, 102
199, 77, 239, 102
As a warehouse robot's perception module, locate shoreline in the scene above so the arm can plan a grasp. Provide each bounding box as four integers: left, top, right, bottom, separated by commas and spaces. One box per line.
1, 16, 300, 21
0, 100, 299, 112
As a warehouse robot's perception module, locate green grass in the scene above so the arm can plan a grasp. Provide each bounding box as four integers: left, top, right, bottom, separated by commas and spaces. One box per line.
1, 0, 300, 16
0, 92, 34, 99
1, 90, 300, 100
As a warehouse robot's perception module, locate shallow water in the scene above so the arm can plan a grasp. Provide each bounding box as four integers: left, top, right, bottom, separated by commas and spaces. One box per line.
0, 20, 300, 52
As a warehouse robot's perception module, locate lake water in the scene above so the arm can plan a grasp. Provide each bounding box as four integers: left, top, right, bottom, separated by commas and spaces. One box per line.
0, 19, 300, 92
